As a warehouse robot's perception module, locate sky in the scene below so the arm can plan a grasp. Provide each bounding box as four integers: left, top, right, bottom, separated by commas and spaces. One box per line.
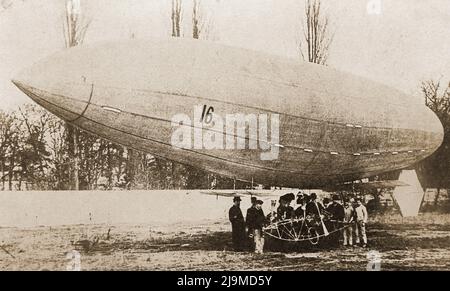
0, 0, 449, 111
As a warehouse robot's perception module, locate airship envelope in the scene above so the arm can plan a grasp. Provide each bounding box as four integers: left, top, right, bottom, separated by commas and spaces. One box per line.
12, 38, 444, 188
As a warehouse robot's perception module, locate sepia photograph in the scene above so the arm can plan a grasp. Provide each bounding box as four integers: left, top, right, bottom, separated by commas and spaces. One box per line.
0, 0, 449, 276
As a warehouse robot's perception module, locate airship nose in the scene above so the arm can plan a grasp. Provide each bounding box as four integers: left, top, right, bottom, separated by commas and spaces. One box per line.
11, 52, 93, 122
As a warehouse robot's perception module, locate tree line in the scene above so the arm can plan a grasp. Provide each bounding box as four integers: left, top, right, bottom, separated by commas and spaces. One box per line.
0, 103, 251, 190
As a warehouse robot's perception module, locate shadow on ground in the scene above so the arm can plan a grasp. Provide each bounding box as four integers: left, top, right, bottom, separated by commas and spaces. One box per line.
73, 222, 450, 256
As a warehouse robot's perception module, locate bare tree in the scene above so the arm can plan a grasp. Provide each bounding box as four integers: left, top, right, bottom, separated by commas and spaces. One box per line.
171, 0, 183, 37
18, 105, 52, 177
299, 0, 333, 65
17, 105, 54, 189
63, 0, 90, 48
7, 122, 21, 191
192, 0, 200, 39
63, 0, 90, 190
0, 111, 16, 190
417, 80, 450, 208
125, 148, 138, 189
192, 0, 207, 39
47, 115, 69, 189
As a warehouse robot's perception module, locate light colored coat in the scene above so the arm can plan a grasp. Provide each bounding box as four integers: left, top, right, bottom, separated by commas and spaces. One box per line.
354, 204, 368, 223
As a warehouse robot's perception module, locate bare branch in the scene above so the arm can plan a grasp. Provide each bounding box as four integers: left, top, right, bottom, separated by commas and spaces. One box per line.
64, 0, 90, 48
300, 0, 332, 65
422, 79, 450, 123
171, 0, 183, 37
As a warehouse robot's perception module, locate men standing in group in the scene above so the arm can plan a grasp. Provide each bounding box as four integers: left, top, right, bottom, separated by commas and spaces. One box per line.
229, 196, 246, 251
305, 193, 325, 217
326, 195, 345, 245
306, 193, 329, 236
343, 199, 355, 247
246, 197, 258, 250
277, 194, 295, 220
253, 200, 266, 254
323, 197, 332, 209
327, 195, 345, 222
354, 198, 368, 247
294, 193, 306, 218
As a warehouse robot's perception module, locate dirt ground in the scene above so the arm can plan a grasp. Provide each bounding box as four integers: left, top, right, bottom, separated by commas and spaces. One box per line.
1, 213, 450, 271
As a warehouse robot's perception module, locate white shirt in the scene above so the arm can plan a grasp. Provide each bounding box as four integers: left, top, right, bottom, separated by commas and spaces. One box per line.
354, 204, 368, 223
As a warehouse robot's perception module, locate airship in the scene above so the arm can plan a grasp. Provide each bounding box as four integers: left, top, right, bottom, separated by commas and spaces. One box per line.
12, 38, 444, 188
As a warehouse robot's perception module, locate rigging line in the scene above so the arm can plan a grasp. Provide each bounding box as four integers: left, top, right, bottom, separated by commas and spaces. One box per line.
68, 83, 94, 123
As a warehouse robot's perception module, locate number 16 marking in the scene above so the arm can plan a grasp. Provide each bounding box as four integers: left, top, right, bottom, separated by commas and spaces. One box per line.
200, 105, 214, 124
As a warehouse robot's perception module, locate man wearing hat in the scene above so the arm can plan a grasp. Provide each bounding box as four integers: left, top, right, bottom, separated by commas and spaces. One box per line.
253, 199, 267, 254
323, 198, 332, 209
277, 193, 295, 220
326, 195, 345, 245
305, 193, 325, 217
306, 193, 329, 236
295, 193, 306, 218
229, 196, 246, 251
246, 197, 258, 250
327, 195, 345, 221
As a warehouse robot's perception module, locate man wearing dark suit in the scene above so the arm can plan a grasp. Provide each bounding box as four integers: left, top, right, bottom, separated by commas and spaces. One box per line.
229, 196, 246, 251
326, 195, 345, 245
246, 197, 258, 250
305, 193, 325, 217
